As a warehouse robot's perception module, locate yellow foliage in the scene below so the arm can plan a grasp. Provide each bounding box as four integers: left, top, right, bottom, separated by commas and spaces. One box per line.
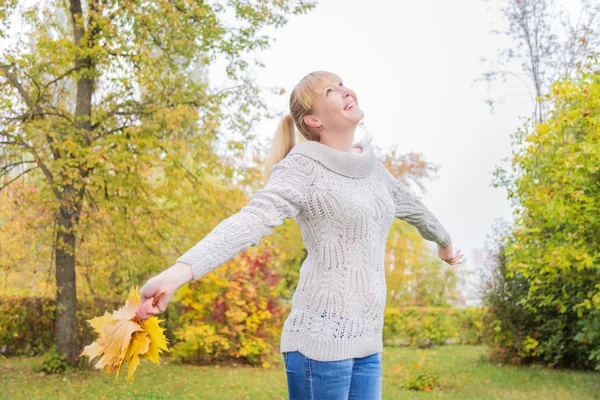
80, 286, 170, 382
172, 248, 286, 365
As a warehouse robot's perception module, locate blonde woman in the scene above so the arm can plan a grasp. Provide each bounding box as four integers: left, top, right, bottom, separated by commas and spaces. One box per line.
136, 71, 463, 399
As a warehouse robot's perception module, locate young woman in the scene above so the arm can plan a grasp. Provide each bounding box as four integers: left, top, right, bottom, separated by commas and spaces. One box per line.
136, 71, 464, 399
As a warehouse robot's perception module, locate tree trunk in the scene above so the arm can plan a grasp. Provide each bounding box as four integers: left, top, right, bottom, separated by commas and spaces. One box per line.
55, 0, 95, 366
54, 190, 81, 365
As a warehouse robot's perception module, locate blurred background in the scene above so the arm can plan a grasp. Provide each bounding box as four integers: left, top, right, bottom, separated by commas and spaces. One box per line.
1, 0, 599, 397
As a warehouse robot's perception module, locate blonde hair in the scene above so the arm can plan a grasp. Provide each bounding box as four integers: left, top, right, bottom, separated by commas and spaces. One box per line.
263, 71, 342, 181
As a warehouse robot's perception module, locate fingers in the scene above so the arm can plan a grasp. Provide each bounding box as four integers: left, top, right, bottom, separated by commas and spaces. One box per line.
135, 296, 163, 320
441, 249, 465, 265
139, 296, 149, 309
455, 250, 464, 260
448, 253, 464, 264
144, 297, 162, 314
135, 299, 150, 320
134, 307, 148, 321
136, 278, 165, 320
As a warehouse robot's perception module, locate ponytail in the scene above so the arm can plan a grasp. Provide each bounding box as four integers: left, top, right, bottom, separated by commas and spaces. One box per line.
263, 113, 304, 182
263, 71, 331, 181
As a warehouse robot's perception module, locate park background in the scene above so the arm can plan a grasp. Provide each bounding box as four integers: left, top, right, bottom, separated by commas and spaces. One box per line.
1, 0, 599, 398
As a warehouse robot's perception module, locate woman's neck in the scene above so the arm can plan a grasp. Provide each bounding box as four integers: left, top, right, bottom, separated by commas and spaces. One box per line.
318, 135, 358, 154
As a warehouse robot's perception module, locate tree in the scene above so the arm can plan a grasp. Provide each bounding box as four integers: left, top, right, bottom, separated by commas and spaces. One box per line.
478, 0, 600, 123
0, 0, 316, 365
490, 71, 600, 369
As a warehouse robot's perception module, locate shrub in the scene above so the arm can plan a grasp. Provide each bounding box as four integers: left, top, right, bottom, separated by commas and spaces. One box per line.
171, 249, 286, 367
33, 345, 71, 374
0, 295, 180, 358
400, 351, 441, 392
383, 306, 486, 347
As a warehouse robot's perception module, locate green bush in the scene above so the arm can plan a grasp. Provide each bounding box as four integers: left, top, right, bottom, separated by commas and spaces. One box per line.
1, 294, 485, 363
400, 351, 441, 392
383, 306, 486, 347
0, 295, 182, 357
482, 220, 600, 370
33, 345, 71, 374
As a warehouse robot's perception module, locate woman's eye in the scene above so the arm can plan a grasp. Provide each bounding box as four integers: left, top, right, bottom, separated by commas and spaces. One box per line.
326, 83, 343, 96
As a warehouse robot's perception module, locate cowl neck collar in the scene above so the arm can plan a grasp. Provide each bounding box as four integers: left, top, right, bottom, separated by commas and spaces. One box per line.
287, 139, 376, 178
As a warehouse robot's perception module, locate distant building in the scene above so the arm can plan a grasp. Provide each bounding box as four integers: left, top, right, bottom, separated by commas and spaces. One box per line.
453, 248, 492, 307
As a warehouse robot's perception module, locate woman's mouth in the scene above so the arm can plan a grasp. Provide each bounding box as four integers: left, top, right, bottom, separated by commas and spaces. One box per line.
344, 103, 355, 111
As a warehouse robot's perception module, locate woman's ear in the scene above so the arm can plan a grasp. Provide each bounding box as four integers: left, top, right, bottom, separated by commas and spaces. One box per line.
304, 114, 321, 129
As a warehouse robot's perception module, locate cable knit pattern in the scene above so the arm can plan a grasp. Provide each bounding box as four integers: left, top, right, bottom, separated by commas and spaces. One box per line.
176, 140, 452, 361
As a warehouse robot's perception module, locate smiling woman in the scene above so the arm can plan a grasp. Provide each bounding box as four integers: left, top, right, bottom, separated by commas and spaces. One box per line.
290, 73, 366, 157
137, 70, 463, 400
260, 72, 367, 179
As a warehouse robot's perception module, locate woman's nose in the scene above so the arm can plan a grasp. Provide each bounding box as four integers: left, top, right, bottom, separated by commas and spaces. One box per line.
344, 92, 356, 103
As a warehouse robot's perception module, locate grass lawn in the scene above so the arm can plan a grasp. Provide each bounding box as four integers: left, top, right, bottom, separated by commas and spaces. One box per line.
1, 345, 599, 399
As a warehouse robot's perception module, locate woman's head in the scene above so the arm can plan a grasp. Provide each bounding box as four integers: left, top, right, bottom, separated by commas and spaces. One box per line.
264, 71, 364, 180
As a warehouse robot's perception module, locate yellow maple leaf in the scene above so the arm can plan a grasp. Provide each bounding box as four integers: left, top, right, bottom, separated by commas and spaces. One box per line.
140, 316, 169, 364
117, 330, 151, 382
129, 287, 170, 364
81, 314, 142, 374
80, 285, 170, 382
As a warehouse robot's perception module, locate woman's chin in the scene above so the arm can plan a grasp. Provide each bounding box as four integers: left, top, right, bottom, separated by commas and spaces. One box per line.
351, 109, 365, 122
338, 109, 364, 126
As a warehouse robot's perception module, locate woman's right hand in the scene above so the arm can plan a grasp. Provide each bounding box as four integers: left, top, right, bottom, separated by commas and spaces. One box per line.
135, 262, 193, 320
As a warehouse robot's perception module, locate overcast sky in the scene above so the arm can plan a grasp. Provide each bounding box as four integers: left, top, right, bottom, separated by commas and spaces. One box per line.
209, 0, 537, 263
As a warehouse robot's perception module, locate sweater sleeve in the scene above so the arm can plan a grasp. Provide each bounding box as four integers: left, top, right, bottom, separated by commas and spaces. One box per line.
378, 162, 452, 248
176, 154, 312, 281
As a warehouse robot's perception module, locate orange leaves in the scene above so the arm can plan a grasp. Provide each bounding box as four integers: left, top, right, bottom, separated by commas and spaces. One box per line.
80, 286, 170, 382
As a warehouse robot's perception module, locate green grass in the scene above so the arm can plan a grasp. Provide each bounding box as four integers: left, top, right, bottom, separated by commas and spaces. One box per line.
1, 345, 599, 399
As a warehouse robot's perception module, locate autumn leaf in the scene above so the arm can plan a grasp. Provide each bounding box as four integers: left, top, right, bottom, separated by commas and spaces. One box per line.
80, 285, 170, 382
117, 330, 151, 382
139, 315, 169, 364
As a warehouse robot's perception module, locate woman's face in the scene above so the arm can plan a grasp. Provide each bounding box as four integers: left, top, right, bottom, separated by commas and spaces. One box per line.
305, 78, 364, 132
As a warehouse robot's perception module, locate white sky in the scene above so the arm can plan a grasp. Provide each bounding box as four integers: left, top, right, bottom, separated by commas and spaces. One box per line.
210, 0, 536, 261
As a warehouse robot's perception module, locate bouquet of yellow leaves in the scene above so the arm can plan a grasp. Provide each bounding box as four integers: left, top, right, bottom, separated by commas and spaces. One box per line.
80, 286, 170, 382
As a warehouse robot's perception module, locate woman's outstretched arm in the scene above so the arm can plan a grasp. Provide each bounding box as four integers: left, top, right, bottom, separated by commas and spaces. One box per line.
377, 162, 453, 248
136, 154, 313, 320
176, 154, 313, 281
377, 162, 463, 264
378, 162, 464, 265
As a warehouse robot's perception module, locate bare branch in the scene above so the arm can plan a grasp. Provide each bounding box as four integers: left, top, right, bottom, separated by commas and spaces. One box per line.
90, 100, 154, 131
478, 0, 600, 122
92, 123, 136, 141
0, 63, 38, 113
5, 135, 61, 198
0, 160, 37, 175
43, 67, 79, 89
0, 166, 37, 191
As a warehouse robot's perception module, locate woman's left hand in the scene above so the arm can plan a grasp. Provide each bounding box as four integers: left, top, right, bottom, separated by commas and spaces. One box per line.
438, 244, 464, 265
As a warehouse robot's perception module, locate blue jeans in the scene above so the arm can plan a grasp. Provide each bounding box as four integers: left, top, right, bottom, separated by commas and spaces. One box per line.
283, 350, 382, 400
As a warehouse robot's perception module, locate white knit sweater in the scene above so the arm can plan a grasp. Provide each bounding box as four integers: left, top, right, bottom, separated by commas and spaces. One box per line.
176, 139, 452, 361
